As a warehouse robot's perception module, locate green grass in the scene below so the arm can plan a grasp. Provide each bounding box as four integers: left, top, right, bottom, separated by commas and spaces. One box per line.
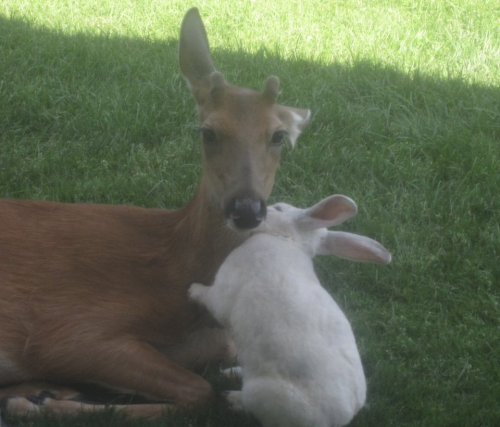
1, 0, 499, 426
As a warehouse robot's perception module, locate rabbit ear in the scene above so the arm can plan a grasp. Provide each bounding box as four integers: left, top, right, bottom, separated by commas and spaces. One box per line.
318, 231, 392, 264
297, 195, 358, 231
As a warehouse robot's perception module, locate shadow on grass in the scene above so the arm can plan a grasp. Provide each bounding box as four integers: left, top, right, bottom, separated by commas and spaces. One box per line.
2, 14, 498, 159
1, 14, 500, 427
1, 14, 499, 203
2, 13, 499, 205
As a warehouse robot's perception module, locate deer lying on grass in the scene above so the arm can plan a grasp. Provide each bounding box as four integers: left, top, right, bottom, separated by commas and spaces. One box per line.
189, 195, 391, 427
0, 8, 310, 418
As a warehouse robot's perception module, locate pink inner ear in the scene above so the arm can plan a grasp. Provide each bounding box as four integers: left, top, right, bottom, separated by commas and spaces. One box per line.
309, 198, 355, 222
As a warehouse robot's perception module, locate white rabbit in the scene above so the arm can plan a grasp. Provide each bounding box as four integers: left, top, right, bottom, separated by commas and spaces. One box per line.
189, 195, 391, 427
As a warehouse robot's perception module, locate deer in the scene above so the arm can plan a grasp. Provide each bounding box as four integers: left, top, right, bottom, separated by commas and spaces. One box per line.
0, 7, 310, 418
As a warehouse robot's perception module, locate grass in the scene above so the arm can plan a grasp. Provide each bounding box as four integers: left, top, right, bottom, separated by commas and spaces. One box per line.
1, 0, 499, 426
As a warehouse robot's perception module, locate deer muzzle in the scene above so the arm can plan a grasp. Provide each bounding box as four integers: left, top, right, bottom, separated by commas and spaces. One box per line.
225, 197, 267, 230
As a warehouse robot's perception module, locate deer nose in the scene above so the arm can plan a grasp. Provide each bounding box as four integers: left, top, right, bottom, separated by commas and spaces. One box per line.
226, 198, 267, 230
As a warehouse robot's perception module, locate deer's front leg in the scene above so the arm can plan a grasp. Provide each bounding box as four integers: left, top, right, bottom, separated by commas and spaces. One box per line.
4, 339, 214, 418
24, 335, 215, 416
78, 337, 214, 407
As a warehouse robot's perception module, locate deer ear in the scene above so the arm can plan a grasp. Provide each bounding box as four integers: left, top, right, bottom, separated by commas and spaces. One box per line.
318, 231, 392, 264
297, 195, 357, 231
263, 76, 280, 102
278, 106, 310, 148
179, 8, 216, 102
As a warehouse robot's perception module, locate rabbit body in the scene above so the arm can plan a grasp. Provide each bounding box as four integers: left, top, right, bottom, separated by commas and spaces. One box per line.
189, 196, 391, 427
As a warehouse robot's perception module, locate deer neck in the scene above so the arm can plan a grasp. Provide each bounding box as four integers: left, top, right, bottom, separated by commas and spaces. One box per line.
168, 179, 247, 284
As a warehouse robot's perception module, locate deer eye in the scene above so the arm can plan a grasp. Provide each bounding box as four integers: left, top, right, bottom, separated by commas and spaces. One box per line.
200, 127, 217, 145
271, 130, 287, 146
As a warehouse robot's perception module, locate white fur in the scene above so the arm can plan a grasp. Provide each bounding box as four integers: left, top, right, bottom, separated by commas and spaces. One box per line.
189, 195, 391, 427
287, 109, 311, 147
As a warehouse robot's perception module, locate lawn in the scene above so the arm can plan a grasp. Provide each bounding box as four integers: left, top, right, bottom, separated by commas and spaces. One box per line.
1, 0, 499, 426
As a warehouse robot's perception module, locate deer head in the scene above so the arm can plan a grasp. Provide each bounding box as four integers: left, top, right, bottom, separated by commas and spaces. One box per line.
179, 8, 310, 230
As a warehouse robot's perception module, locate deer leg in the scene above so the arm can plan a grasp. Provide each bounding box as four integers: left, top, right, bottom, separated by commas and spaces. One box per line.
0, 381, 86, 419
0, 381, 173, 419
2, 395, 173, 418
160, 320, 237, 371
76, 338, 214, 406
0, 381, 82, 401
20, 337, 215, 418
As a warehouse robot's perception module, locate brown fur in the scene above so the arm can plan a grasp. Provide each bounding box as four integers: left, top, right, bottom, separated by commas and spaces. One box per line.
0, 8, 309, 418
